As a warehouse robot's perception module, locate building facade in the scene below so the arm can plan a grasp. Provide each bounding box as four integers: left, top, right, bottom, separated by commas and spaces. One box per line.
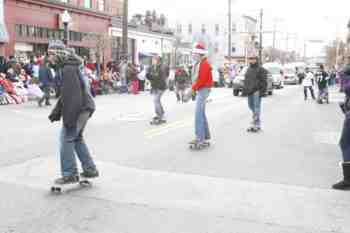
109, 23, 175, 66
3, 0, 122, 60
173, 14, 258, 67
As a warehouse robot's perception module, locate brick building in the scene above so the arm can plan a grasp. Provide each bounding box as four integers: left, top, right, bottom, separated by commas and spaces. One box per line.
3, 0, 123, 61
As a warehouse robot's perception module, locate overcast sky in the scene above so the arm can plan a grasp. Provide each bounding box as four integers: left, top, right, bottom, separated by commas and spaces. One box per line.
129, 0, 350, 56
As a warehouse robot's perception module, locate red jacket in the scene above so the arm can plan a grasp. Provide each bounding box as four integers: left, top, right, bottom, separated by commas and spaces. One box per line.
192, 58, 213, 91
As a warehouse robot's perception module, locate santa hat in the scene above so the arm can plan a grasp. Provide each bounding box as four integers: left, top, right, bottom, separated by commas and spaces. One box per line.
192, 42, 208, 55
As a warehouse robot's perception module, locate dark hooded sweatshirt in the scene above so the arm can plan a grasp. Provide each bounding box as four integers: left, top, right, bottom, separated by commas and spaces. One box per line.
51, 54, 95, 128
244, 63, 268, 96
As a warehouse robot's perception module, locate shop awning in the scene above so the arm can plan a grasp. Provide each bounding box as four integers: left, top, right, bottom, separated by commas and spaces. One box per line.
139, 52, 158, 58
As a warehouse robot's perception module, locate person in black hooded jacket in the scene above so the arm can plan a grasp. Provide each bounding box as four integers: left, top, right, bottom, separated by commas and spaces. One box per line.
48, 40, 99, 185
243, 53, 267, 132
333, 55, 350, 190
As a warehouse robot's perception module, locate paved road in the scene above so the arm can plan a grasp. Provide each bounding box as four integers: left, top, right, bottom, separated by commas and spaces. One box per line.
0, 86, 349, 233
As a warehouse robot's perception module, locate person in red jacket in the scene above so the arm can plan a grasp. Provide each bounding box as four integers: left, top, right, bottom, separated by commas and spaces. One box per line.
190, 43, 214, 147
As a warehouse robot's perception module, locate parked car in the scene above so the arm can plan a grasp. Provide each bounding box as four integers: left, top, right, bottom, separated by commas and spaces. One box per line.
263, 63, 284, 89
283, 67, 298, 85
232, 67, 273, 97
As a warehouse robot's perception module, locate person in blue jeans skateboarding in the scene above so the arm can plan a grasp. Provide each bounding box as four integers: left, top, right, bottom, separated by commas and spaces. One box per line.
189, 43, 214, 149
47, 40, 99, 185
243, 53, 267, 132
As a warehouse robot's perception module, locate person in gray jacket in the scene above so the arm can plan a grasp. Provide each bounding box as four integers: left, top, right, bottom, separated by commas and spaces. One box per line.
243, 53, 267, 132
48, 40, 99, 185
146, 55, 169, 123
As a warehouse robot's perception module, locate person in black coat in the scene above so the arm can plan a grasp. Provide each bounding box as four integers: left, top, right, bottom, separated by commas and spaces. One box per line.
243, 54, 267, 131
48, 40, 99, 185
333, 56, 350, 190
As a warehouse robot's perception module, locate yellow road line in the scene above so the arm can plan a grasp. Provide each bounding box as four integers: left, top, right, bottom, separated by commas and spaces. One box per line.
144, 119, 191, 135
145, 121, 192, 139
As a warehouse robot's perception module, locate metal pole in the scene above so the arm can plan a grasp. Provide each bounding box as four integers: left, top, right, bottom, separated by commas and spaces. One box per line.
122, 0, 128, 90
335, 38, 340, 69
228, 0, 232, 60
63, 22, 68, 46
259, 8, 263, 65
272, 22, 276, 50
304, 41, 307, 62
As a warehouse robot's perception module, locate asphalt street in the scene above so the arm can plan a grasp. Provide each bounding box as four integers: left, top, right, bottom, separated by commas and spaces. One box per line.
0, 85, 349, 233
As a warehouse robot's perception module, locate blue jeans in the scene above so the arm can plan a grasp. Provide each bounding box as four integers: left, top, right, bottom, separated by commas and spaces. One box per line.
153, 89, 165, 119
195, 88, 211, 142
59, 111, 97, 177
248, 91, 262, 127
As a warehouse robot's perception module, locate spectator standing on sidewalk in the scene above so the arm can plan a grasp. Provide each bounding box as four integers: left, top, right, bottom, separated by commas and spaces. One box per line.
128, 63, 139, 95
302, 67, 316, 100
48, 40, 99, 185
146, 55, 169, 123
243, 53, 267, 132
189, 43, 213, 145
38, 61, 54, 107
138, 65, 146, 92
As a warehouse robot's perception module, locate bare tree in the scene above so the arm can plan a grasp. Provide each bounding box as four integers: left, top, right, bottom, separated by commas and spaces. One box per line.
84, 33, 112, 69
325, 40, 346, 68
145, 10, 152, 29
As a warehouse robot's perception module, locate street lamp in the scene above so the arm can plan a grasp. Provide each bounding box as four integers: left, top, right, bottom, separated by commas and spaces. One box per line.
62, 10, 71, 46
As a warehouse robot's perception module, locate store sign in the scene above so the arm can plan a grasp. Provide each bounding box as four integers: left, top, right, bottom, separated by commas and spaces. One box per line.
15, 42, 33, 52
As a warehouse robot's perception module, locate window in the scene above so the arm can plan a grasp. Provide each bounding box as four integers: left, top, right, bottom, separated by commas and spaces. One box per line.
84, 0, 92, 9
215, 24, 219, 36
48, 29, 54, 39
201, 24, 206, 34
98, 0, 105, 11
28, 26, 35, 37
15, 25, 22, 37
42, 28, 48, 38
188, 23, 192, 34
232, 23, 237, 32
176, 24, 182, 34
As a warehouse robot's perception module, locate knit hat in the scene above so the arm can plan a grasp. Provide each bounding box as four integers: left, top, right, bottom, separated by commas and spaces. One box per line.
192, 42, 208, 55
248, 50, 258, 59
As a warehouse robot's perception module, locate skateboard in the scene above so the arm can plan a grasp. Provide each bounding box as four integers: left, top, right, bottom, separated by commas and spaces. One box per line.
150, 119, 167, 125
247, 126, 262, 133
50, 178, 92, 194
189, 141, 210, 150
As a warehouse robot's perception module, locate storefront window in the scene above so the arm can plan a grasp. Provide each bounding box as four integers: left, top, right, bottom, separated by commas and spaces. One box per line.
48, 29, 54, 39
42, 28, 48, 38
28, 26, 34, 37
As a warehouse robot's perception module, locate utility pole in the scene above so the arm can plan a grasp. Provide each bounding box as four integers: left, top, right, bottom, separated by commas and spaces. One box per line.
121, 0, 128, 91
286, 32, 290, 52
303, 41, 307, 62
259, 8, 263, 65
228, 0, 232, 60
272, 22, 276, 50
